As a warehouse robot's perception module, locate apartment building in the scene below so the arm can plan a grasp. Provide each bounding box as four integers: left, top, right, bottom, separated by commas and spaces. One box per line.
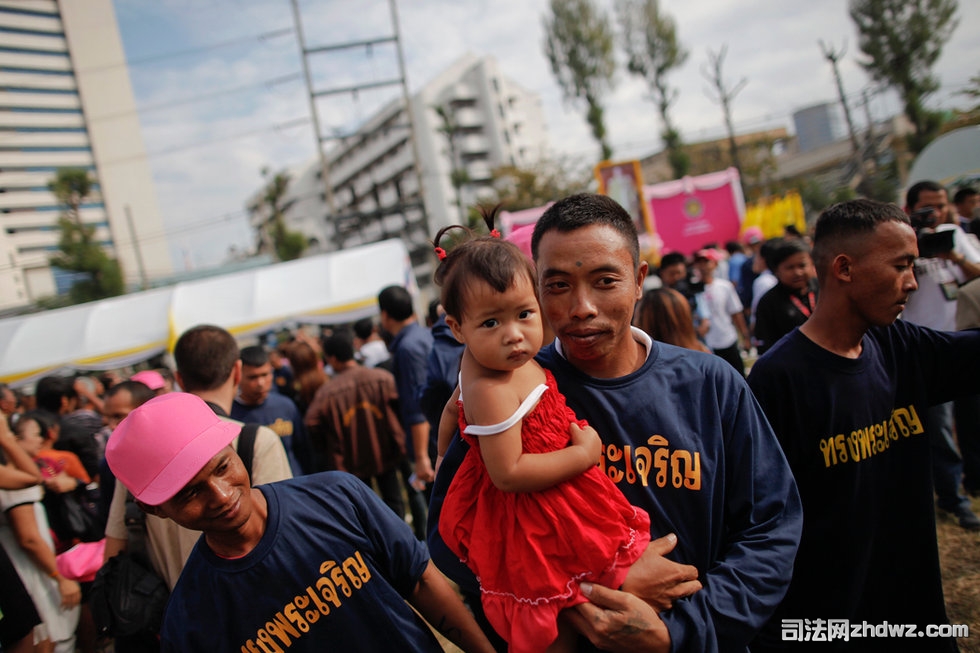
249, 53, 548, 288
0, 0, 171, 310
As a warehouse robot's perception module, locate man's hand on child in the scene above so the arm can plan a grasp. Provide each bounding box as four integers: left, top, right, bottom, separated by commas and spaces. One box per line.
621, 533, 702, 611
568, 581, 671, 653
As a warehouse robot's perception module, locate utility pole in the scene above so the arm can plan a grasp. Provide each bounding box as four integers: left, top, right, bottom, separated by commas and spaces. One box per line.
819, 39, 861, 155
289, 0, 335, 214
124, 204, 148, 290
289, 0, 428, 257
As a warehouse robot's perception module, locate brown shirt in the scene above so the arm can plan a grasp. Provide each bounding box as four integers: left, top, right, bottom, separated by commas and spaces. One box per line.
305, 365, 406, 478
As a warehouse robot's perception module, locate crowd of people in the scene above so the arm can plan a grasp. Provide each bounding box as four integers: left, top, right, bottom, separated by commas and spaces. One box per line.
0, 181, 977, 652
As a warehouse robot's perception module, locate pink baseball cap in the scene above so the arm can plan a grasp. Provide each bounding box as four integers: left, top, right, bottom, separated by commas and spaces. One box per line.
742, 226, 764, 245
694, 248, 725, 262
130, 370, 166, 391
105, 393, 240, 505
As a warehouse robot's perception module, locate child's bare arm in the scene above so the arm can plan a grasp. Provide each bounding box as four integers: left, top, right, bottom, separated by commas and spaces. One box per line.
470, 382, 600, 492
481, 421, 599, 493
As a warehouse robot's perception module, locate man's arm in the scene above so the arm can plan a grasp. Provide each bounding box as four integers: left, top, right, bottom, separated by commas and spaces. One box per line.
658, 382, 802, 651
409, 561, 497, 653
581, 378, 802, 652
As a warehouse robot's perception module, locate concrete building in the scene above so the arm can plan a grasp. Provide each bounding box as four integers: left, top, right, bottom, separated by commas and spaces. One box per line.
793, 102, 844, 153
0, 0, 171, 311
248, 53, 548, 289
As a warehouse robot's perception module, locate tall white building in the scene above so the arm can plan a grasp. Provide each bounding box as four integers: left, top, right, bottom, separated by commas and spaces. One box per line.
249, 53, 548, 288
0, 0, 171, 311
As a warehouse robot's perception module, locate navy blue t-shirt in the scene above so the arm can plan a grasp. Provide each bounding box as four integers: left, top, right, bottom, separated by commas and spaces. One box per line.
748, 322, 980, 652
231, 393, 309, 476
162, 473, 441, 652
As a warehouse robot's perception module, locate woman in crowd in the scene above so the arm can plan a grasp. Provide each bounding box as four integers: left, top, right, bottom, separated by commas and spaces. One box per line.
636, 287, 712, 353
0, 415, 81, 653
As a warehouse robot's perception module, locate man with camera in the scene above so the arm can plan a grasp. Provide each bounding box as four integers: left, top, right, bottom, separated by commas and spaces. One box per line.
901, 180, 980, 531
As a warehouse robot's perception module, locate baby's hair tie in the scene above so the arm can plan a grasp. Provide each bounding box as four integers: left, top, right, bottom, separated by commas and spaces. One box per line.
434, 246, 447, 261
490, 229, 501, 239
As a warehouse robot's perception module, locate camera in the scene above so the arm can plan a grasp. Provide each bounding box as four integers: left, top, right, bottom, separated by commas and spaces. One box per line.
910, 207, 955, 258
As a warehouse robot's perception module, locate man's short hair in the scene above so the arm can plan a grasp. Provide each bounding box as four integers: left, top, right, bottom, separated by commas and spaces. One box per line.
810, 199, 910, 277
658, 252, 686, 273
173, 325, 239, 392
352, 317, 375, 340
322, 332, 356, 363
377, 286, 414, 322
531, 193, 640, 270
34, 375, 75, 414
954, 187, 979, 205
240, 345, 270, 368
107, 380, 156, 408
905, 180, 945, 208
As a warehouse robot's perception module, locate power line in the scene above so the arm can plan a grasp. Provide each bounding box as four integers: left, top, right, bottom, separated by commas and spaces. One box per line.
75, 27, 295, 74
87, 72, 304, 122
99, 116, 311, 166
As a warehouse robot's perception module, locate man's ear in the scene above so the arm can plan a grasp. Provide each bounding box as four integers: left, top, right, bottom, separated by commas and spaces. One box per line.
445, 315, 465, 344
635, 260, 649, 302
832, 254, 852, 282
231, 359, 243, 387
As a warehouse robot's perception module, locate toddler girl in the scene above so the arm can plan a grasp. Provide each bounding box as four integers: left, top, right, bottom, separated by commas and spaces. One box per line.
434, 213, 651, 653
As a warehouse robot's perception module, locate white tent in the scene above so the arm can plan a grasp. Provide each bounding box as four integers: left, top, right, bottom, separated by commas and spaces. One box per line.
907, 125, 980, 187
0, 239, 415, 388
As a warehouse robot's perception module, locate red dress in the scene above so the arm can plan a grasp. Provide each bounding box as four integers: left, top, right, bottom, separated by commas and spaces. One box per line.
439, 369, 651, 653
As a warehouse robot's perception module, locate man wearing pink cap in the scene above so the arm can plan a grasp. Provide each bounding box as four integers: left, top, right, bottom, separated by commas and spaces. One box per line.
129, 370, 166, 395
106, 392, 495, 653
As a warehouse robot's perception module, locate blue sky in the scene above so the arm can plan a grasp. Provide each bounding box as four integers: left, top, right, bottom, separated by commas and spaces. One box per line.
110, 0, 980, 272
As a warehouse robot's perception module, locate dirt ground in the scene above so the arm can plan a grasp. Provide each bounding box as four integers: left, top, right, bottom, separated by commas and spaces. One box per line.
938, 495, 980, 652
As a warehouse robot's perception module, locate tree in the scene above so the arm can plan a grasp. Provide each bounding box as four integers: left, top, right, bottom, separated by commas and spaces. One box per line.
47, 168, 124, 304
487, 157, 594, 211
434, 104, 470, 223
616, 0, 690, 178
543, 0, 617, 161
701, 45, 746, 184
849, 0, 958, 155
257, 168, 306, 262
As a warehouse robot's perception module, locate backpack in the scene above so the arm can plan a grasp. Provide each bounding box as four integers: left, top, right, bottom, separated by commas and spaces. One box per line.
42, 481, 103, 547
89, 494, 168, 638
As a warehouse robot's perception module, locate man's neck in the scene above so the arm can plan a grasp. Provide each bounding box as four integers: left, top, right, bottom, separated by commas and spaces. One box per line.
799, 304, 865, 359
334, 359, 359, 373
205, 487, 268, 559
388, 317, 415, 337
193, 388, 234, 416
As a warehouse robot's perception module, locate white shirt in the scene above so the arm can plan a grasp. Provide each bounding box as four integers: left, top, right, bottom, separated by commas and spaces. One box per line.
701, 278, 744, 350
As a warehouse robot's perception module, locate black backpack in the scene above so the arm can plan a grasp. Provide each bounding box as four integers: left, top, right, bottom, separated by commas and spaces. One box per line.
89, 494, 168, 638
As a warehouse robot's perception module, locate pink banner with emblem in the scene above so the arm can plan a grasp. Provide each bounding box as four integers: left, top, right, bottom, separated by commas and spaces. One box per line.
644, 168, 745, 257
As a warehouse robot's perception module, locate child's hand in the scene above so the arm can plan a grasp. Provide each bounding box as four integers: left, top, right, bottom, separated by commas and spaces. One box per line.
44, 472, 78, 494
569, 422, 601, 465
